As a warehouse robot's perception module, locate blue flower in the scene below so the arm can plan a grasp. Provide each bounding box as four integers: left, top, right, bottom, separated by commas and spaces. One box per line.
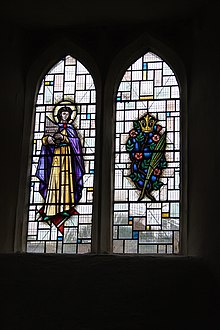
151, 175, 157, 182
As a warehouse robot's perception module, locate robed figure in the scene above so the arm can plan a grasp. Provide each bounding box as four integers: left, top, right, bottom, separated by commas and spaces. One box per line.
36, 102, 85, 234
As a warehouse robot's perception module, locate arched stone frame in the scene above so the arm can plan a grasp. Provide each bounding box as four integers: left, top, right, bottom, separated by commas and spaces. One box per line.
101, 32, 188, 254
14, 38, 102, 253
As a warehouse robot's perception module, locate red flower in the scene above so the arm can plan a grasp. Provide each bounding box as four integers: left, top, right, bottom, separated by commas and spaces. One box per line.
154, 168, 161, 176
130, 129, 138, 137
152, 134, 160, 142
135, 152, 143, 160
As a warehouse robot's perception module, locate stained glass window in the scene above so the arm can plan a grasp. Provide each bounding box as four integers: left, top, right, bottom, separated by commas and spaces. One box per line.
27, 55, 96, 254
113, 52, 180, 254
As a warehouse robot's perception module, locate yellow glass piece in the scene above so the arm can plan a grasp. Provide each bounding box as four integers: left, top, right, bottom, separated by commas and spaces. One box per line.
162, 212, 169, 218
45, 81, 50, 85
129, 221, 133, 225
44, 145, 74, 216
146, 225, 150, 230
34, 139, 36, 144
140, 96, 153, 100
139, 114, 157, 133
143, 71, 147, 80
87, 188, 93, 191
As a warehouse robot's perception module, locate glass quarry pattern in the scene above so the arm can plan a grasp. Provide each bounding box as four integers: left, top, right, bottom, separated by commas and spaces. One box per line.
113, 52, 180, 254
27, 55, 96, 254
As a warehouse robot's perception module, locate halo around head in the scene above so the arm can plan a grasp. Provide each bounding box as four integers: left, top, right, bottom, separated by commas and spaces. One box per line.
53, 100, 78, 123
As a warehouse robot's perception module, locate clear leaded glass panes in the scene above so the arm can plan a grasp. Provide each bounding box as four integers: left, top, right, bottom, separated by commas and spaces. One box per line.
27, 55, 96, 254
113, 52, 180, 254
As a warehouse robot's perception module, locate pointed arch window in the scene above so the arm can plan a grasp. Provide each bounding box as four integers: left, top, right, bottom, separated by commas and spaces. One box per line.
113, 52, 181, 254
27, 55, 96, 254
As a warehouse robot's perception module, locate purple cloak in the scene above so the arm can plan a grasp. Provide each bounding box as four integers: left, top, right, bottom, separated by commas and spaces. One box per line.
36, 123, 85, 206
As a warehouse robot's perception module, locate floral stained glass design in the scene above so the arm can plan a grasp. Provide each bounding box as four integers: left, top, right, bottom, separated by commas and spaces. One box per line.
27, 55, 96, 254
113, 52, 180, 254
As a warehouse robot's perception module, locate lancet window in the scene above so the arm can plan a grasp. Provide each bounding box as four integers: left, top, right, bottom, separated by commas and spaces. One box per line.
113, 52, 181, 254
27, 55, 96, 254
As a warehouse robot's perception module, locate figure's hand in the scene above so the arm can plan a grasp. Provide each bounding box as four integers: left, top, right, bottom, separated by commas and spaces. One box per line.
53, 132, 64, 145
47, 136, 55, 144
53, 133, 64, 141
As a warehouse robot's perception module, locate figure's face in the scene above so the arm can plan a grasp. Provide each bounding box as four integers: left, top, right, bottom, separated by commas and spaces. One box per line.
61, 111, 69, 122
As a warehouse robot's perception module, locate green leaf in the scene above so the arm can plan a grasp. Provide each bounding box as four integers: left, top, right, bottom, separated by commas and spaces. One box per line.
153, 181, 164, 190
126, 139, 134, 151
127, 145, 134, 152
133, 121, 140, 129
130, 172, 140, 182
160, 161, 167, 169
149, 142, 156, 150
141, 159, 150, 169
136, 132, 145, 142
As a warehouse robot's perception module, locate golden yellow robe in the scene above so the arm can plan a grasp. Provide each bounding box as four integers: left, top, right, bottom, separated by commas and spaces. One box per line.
42, 129, 75, 217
